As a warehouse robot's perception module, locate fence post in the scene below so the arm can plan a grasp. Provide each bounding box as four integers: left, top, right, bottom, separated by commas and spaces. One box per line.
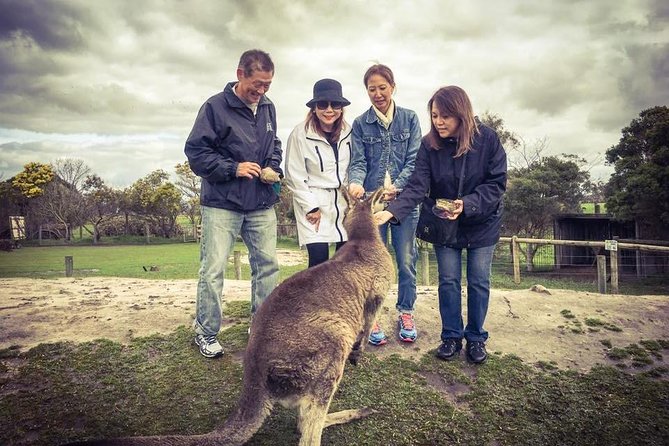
234, 250, 242, 279
610, 249, 619, 294
596, 255, 607, 294
420, 248, 430, 285
512, 236, 521, 284
65, 256, 73, 277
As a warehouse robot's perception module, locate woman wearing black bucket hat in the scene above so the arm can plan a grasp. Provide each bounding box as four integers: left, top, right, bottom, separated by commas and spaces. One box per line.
285, 79, 353, 267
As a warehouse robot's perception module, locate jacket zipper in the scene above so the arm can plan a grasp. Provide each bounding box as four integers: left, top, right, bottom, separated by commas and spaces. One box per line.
314, 146, 324, 172
333, 189, 344, 242
333, 140, 341, 188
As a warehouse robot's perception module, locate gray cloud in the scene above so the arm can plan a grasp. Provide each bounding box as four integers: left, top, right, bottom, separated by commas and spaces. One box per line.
0, 0, 88, 50
0, 0, 666, 186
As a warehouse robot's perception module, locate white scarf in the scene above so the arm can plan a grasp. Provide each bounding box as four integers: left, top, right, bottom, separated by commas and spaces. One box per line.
373, 100, 395, 129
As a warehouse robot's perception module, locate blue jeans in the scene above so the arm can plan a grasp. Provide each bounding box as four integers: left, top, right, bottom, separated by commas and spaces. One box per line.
434, 244, 495, 342
380, 206, 419, 313
194, 205, 279, 337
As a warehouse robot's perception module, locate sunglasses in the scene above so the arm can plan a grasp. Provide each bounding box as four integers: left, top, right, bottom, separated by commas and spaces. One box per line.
316, 101, 344, 111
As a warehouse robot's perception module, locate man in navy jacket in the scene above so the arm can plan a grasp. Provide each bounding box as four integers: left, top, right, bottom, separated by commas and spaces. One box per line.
185, 49, 282, 358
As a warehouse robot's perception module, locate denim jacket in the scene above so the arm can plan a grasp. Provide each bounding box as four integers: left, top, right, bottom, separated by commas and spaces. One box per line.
348, 104, 422, 192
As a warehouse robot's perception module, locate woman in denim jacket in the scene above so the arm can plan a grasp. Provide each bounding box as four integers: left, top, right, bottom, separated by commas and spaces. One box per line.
348, 64, 422, 345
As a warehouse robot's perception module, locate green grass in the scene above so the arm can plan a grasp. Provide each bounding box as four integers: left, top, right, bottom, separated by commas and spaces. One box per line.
581, 202, 608, 213
1, 328, 668, 446
1, 242, 667, 295
0, 240, 305, 282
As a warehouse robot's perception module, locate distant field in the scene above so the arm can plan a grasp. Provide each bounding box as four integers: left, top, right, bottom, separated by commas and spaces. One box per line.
0, 240, 306, 282
581, 202, 607, 213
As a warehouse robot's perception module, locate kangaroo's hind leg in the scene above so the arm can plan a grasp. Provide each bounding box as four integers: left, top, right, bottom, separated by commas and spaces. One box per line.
296, 396, 331, 446
296, 359, 347, 446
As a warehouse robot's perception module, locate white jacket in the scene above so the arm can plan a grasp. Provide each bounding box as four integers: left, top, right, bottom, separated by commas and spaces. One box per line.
285, 119, 352, 247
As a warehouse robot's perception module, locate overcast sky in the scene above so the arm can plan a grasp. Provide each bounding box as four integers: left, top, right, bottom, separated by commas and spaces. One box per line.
1, 0, 667, 187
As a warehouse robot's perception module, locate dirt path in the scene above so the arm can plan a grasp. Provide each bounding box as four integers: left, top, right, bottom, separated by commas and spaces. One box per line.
1, 277, 667, 372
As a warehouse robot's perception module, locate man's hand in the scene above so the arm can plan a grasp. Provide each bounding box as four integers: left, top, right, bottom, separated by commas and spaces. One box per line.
260, 167, 280, 184
236, 162, 262, 179
348, 183, 365, 199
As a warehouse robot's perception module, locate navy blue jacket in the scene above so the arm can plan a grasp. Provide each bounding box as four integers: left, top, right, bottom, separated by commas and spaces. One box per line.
386, 124, 507, 248
184, 82, 283, 212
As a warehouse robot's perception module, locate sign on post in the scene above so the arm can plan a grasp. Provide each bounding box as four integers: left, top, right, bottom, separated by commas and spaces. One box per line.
605, 240, 618, 251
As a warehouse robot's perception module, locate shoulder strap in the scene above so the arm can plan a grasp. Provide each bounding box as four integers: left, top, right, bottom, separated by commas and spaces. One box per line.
457, 152, 467, 198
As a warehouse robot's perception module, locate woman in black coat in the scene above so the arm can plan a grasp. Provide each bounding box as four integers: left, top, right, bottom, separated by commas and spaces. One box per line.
374, 86, 507, 364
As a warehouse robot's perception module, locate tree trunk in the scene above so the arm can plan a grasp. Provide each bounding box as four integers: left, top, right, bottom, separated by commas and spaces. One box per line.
525, 243, 535, 272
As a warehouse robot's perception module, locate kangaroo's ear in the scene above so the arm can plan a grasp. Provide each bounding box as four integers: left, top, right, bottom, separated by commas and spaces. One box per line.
341, 186, 352, 207
368, 187, 385, 211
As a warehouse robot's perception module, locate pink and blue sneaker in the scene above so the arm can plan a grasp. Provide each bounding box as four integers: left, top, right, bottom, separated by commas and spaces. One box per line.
368, 321, 388, 346
398, 313, 417, 342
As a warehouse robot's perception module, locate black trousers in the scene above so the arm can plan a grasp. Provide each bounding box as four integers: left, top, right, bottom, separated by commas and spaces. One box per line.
306, 242, 346, 268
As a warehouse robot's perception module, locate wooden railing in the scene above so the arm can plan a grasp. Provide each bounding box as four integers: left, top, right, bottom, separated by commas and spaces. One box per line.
500, 236, 669, 294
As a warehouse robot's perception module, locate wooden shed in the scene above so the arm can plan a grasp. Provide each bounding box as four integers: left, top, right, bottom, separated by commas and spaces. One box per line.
553, 213, 636, 272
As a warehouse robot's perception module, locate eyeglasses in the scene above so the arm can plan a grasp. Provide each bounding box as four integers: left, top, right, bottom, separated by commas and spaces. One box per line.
316, 101, 344, 111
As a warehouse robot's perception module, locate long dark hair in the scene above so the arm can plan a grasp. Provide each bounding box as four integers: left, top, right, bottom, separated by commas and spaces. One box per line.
426, 86, 479, 157
304, 109, 345, 143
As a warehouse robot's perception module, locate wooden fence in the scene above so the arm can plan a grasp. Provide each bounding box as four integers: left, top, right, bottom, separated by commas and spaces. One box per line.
500, 236, 669, 294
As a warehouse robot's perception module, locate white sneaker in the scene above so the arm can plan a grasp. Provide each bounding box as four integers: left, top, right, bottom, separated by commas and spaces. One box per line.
194, 334, 224, 358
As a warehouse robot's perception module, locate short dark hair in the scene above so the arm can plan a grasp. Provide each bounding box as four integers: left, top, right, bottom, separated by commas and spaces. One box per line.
238, 49, 274, 77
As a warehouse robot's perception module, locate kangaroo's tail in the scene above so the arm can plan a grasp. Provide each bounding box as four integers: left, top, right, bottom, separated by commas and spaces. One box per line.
209, 383, 273, 445
62, 388, 272, 446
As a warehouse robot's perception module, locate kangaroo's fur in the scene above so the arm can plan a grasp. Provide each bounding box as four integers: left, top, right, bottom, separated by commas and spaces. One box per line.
64, 187, 393, 446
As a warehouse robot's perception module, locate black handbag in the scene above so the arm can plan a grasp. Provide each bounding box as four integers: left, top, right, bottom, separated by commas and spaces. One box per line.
416, 153, 467, 246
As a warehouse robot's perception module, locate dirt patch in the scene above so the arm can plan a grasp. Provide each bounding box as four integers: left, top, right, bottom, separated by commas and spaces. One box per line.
1, 277, 667, 372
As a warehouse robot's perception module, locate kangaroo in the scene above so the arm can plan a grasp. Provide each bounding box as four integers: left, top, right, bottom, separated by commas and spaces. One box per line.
65, 187, 393, 446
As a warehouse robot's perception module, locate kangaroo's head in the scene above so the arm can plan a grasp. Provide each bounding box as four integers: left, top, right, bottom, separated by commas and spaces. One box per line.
341, 187, 385, 241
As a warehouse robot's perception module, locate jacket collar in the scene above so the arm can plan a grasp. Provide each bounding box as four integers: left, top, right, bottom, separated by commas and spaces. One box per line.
305, 120, 352, 143
223, 81, 272, 108
364, 106, 381, 125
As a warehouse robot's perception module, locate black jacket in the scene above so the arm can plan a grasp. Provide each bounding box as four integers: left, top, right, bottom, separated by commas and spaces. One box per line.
184, 82, 283, 212
386, 124, 507, 248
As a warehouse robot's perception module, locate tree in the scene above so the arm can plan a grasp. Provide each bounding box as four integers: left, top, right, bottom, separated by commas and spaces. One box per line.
504, 154, 592, 271
11, 162, 55, 198
174, 161, 201, 225
126, 170, 181, 238
31, 178, 87, 241
81, 175, 120, 243
52, 158, 91, 192
10, 162, 85, 240
481, 111, 520, 152
605, 106, 669, 239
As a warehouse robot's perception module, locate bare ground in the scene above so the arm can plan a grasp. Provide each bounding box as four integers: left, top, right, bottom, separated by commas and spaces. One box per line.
1, 276, 667, 372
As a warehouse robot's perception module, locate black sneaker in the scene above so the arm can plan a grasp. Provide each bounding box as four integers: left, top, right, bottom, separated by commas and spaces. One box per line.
466, 341, 487, 364
436, 339, 462, 361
